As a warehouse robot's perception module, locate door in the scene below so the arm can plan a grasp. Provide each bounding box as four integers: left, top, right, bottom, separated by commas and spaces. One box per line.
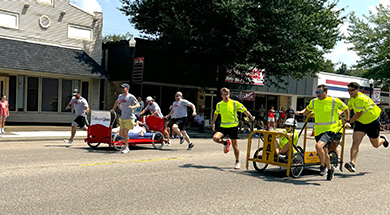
204, 93, 218, 126
0, 77, 7, 97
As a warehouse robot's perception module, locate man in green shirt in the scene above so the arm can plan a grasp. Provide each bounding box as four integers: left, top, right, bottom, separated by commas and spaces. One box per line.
212, 88, 254, 169
345, 82, 389, 172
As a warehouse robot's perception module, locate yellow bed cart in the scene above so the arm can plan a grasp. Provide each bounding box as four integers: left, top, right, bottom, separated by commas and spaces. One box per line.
246, 116, 346, 178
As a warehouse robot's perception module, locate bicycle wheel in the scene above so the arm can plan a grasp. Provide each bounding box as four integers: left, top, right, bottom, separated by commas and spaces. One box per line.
253, 147, 268, 172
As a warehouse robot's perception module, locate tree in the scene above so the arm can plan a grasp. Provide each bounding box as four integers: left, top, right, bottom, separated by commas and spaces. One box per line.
102, 32, 133, 43
347, 4, 390, 88
336, 63, 348, 74
120, 0, 343, 87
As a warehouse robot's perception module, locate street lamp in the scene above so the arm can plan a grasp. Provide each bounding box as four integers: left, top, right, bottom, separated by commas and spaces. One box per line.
369, 78, 374, 98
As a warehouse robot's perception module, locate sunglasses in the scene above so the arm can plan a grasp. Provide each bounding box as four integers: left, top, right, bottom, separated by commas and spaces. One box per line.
315, 91, 323, 94
285, 125, 293, 128
348, 89, 356, 92
175, 95, 180, 97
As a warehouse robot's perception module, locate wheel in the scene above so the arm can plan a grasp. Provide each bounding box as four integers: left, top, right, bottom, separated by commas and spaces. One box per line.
328, 150, 338, 169
151, 131, 164, 150
87, 142, 100, 149
290, 153, 304, 178
253, 147, 268, 172
112, 133, 123, 151
296, 146, 304, 154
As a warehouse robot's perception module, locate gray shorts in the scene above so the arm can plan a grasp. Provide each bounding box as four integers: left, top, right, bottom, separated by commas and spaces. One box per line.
315, 131, 342, 148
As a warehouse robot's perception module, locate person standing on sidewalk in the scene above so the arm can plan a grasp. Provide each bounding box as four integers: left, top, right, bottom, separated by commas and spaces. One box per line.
345, 82, 389, 172
212, 88, 254, 169
267, 106, 276, 130
64, 89, 89, 144
165, 92, 196, 150
110, 83, 140, 154
134, 96, 144, 121
0, 95, 9, 134
296, 84, 350, 180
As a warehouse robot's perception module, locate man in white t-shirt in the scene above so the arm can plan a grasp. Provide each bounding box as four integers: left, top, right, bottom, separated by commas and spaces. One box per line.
134, 97, 144, 120
165, 92, 196, 150
64, 89, 89, 145
110, 83, 140, 154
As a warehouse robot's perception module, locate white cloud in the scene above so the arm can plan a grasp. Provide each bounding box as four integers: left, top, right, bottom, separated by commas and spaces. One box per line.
369, 0, 390, 14
70, 0, 102, 13
324, 41, 360, 68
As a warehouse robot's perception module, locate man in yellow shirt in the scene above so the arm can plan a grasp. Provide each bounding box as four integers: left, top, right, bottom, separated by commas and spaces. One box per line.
345, 82, 389, 172
212, 88, 254, 169
296, 84, 350, 181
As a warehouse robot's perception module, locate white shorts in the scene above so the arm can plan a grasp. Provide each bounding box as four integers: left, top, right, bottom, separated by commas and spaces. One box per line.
268, 117, 275, 122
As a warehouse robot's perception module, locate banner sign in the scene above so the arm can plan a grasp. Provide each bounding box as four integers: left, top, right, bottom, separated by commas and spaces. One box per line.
230, 91, 255, 101
225, 68, 264, 86
91, 111, 111, 127
373, 88, 381, 104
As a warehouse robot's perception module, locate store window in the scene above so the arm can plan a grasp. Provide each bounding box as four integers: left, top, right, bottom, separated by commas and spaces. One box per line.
62, 80, 72, 112
68, 25, 92, 41
0, 10, 18, 29
27, 77, 39, 111
9, 76, 16, 111
42, 78, 58, 112
82, 81, 89, 101
17, 75, 24, 111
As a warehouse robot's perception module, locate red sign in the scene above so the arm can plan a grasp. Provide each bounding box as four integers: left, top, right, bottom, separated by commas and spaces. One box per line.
225, 68, 264, 86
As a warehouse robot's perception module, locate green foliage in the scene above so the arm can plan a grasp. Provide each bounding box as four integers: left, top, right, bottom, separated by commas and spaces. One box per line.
347, 5, 390, 88
336, 63, 348, 74
102, 32, 133, 43
120, 0, 344, 87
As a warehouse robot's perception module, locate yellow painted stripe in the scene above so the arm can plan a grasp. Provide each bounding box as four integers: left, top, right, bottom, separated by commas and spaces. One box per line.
78, 157, 185, 167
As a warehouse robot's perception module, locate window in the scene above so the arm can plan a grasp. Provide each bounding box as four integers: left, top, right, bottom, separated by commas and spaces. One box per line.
9, 76, 16, 111
82, 81, 89, 101
27, 77, 39, 111
17, 75, 24, 111
0, 11, 18, 29
42, 78, 58, 112
37, 0, 53, 5
68, 25, 92, 41
62, 80, 72, 112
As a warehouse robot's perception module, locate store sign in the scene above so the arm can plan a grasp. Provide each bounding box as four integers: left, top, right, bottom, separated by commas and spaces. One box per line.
230, 91, 255, 101
91, 111, 111, 127
373, 88, 381, 104
225, 68, 264, 86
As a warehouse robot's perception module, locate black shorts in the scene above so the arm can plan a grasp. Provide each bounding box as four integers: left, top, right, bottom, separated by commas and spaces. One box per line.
73, 115, 88, 129
354, 117, 381, 138
217, 126, 239, 140
169, 117, 187, 130
315, 131, 341, 148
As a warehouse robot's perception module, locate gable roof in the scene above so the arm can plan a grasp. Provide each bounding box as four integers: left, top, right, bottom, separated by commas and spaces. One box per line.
0, 38, 108, 78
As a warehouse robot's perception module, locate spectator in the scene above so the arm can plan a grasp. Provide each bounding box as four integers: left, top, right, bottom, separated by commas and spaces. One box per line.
134, 97, 144, 120
194, 112, 205, 132
0, 95, 9, 134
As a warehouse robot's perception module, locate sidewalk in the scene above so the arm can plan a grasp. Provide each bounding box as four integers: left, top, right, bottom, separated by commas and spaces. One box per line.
0, 125, 357, 142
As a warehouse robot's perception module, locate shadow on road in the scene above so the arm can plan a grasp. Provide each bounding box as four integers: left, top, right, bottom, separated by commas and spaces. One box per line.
179, 164, 232, 171
75, 145, 179, 154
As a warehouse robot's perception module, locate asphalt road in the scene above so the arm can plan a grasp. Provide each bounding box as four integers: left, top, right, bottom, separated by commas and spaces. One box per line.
1, 134, 390, 214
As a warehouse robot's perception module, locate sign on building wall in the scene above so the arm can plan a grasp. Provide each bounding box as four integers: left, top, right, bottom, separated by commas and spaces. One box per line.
225, 68, 264, 86
132, 57, 144, 82
230, 91, 255, 101
373, 88, 381, 104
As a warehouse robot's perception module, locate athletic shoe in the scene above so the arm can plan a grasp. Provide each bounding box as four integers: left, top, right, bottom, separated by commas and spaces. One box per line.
121, 147, 130, 154
179, 136, 184, 144
344, 162, 356, 172
234, 162, 241, 169
380, 135, 389, 148
187, 143, 194, 150
166, 139, 171, 147
327, 167, 335, 181
63, 139, 73, 144
224, 139, 231, 154
319, 165, 326, 176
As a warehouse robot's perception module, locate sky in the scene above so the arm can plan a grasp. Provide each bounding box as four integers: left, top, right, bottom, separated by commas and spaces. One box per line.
70, 0, 390, 69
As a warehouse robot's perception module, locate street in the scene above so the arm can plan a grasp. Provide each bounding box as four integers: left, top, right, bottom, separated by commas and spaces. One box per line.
1, 134, 390, 214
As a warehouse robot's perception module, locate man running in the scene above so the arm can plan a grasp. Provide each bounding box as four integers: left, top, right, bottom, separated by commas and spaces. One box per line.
110, 83, 140, 154
140, 96, 171, 146
296, 84, 350, 180
212, 88, 254, 169
64, 89, 89, 145
165, 92, 196, 150
345, 82, 389, 172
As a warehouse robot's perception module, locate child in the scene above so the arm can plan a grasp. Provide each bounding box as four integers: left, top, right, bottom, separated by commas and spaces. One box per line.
276, 118, 299, 156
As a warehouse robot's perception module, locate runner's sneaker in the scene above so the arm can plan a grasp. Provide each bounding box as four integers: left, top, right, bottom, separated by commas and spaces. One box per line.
344, 162, 356, 172
187, 143, 194, 150
166, 139, 171, 147
319, 165, 326, 176
327, 167, 335, 181
63, 139, 73, 144
224, 139, 231, 154
234, 162, 241, 169
179, 136, 184, 144
380, 135, 389, 148
121, 147, 130, 154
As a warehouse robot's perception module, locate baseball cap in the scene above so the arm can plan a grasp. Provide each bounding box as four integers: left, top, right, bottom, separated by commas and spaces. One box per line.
121, 83, 130, 89
146, 96, 154, 102
72, 89, 79, 96
175, 91, 183, 97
